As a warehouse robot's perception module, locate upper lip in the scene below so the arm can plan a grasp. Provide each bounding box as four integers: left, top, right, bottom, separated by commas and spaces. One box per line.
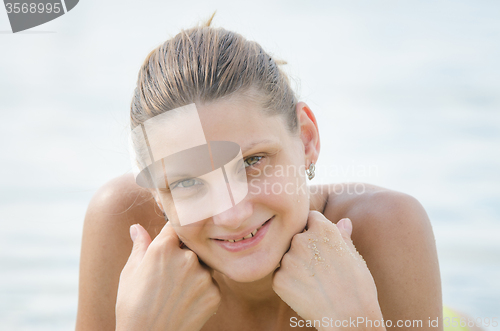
210, 216, 273, 241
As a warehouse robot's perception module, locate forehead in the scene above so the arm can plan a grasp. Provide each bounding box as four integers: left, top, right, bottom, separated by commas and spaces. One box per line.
195, 96, 289, 149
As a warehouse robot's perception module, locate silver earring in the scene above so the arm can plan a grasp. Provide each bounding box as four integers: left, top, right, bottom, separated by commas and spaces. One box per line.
306, 162, 315, 180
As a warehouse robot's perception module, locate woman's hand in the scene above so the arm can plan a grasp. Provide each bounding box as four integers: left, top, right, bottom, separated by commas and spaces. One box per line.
115, 222, 221, 331
272, 211, 385, 330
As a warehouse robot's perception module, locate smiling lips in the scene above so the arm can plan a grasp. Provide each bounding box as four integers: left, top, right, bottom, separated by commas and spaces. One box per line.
217, 223, 264, 242
212, 216, 273, 253
212, 216, 273, 243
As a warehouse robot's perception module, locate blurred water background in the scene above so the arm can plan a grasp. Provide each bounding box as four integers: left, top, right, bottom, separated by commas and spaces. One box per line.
0, 0, 499, 330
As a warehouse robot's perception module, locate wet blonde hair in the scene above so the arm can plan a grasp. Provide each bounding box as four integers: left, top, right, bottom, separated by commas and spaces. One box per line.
130, 13, 298, 133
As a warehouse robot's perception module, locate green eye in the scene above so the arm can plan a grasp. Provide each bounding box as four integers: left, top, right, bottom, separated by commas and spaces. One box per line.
180, 179, 197, 187
244, 156, 263, 168
171, 178, 203, 189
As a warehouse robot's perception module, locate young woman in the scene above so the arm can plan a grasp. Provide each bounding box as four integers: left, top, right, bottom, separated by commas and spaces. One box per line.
76, 17, 444, 330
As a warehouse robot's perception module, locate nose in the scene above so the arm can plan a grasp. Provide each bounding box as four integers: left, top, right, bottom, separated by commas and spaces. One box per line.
212, 199, 253, 229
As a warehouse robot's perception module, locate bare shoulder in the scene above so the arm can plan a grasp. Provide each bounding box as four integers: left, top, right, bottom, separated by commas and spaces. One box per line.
84, 173, 166, 237
76, 174, 165, 331
323, 182, 437, 259
317, 181, 436, 266
316, 182, 442, 327
311, 182, 430, 228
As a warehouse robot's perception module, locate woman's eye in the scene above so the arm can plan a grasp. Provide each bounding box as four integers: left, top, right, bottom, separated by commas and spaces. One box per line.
171, 178, 203, 189
244, 156, 263, 168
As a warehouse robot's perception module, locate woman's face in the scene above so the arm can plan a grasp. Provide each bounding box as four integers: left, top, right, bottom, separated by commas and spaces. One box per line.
155, 95, 316, 282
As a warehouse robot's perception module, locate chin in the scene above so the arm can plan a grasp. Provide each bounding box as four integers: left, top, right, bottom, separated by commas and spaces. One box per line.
220, 262, 279, 283
213, 246, 286, 283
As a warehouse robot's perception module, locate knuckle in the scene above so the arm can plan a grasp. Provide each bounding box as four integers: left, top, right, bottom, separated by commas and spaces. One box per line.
271, 275, 279, 289
291, 232, 303, 242
207, 285, 221, 301
279, 256, 290, 270
291, 232, 308, 246
155, 233, 178, 248
147, 241, 165, 257
205, 290, 221, 310
309, 210, 322, 217
280, 251, 292, 264
183, 250, 199, 267
152, 232, 178, 249
272, 272, 284, 291
118, 269, 128, 283
162, 233, 180, 247
309, 210, 326, 221
306, 211, 329, 229
148, 237, 166, 250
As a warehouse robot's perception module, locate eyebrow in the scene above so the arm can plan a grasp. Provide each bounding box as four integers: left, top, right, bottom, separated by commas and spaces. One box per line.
155, 139, 279, 181
241, 139, 278, 154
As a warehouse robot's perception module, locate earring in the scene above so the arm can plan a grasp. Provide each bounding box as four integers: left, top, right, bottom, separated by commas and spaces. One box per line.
306, 162, 315, 180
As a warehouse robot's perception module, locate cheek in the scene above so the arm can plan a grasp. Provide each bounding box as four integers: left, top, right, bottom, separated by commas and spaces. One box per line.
248, 168, 310, 227
174, 226, 206, 251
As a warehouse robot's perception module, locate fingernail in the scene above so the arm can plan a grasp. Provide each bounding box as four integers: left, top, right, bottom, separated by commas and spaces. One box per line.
337, 219, 345, 230
130, 224, 138, 242
343, 218, 352, 235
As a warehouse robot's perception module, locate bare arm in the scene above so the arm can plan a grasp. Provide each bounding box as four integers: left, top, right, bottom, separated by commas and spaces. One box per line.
75, 175, 164, 330
321, 183, 443, 330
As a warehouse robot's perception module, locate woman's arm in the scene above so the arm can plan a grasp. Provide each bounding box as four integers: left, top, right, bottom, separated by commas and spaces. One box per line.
75, 175, 164, 330
319, 183, 443, 330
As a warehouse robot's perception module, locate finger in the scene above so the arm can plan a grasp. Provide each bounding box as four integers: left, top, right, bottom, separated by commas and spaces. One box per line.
304, 210, 330, 232
336, 218, 357, 253
151, 220, 182, 248
185, 246, 215, 277
127, 223, 152, 266
336, 218, 353, 238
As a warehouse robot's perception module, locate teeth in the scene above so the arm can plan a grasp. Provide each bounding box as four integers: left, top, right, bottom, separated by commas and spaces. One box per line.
224, 225, 262, 242
222, 219, 269, 243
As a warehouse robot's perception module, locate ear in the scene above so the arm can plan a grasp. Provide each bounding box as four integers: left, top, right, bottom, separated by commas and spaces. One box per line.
296, 102, 320, 166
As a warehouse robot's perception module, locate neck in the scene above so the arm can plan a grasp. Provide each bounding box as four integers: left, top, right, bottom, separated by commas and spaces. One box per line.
214, 270, 286, 312
210, 270, 299, 330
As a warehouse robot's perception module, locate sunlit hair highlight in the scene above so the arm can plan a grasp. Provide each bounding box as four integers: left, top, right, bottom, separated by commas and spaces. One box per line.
130, 13, 298, 133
